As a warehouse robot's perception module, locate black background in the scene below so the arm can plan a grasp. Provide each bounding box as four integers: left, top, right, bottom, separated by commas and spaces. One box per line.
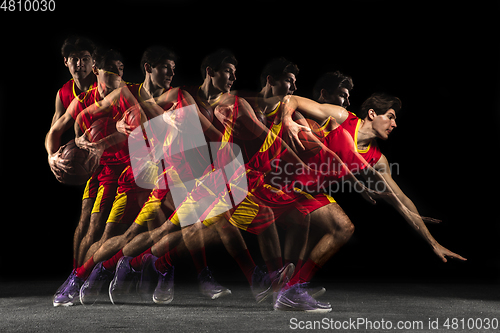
0, 1, 498, 283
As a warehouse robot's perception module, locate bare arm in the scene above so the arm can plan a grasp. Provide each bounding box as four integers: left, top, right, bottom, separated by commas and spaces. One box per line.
279, 95, 350, 152
51, 90, 66, 127
372, 154, 466, 262
284, 95, 350, 124
46, 107, 76, 155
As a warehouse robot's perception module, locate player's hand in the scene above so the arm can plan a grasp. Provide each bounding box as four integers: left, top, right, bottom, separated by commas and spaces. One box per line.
75, 132, 105, 158
137, 160, 159, 187
282, 114, 311, 153
48, 148, 71, 182
116, 112, 134, 135
432, 243, 467, 263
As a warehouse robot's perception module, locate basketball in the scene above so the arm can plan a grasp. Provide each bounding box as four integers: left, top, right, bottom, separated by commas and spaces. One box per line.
85, 117, 119, 153
293, 112, 325, 158
52, 140, 99, 185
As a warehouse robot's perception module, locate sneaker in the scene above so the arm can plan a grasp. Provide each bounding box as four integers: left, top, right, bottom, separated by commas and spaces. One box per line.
270, 263, 295, 292
273, 283, 332, 313
152, 263, 175, 304
53, 272, 84, 307
198, 267, 231, 299
306, 285, 326, 299
250, 266, 272, 303
53, 270, 75, 301
109, 256, 140, 305
137, 254, 158, 302
80, 262, 114, 305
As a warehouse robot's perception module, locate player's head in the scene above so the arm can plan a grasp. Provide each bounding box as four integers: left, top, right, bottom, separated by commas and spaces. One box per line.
313, 71, 353, 107
359, 93, 401, 140
200, 49, 237, 93
260, 57, 299, 96
141, 46, 177, 90
92, 47, 124, 92
61, 36, 96, 81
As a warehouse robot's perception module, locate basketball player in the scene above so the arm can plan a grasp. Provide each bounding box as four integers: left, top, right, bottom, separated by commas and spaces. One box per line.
49, 36, 98, 280
271, 92, 466, 311
253, 60, 356, 306
312, 71, 353, 108
48, 47, 128, 306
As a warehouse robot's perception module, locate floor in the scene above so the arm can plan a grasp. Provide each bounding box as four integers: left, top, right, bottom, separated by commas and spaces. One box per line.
0, 280, 498, 332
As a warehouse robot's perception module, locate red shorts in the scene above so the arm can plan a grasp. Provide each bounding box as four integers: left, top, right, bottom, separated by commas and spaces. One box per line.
90, 164, 125, 214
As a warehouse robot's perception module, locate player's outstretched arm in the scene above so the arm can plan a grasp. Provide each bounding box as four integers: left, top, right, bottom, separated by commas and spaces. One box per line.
372, 154, 466, 263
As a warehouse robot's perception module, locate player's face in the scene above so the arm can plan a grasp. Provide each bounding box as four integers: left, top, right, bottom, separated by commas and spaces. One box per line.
372, 108, 397, 140
96, 60, 124, 92
152, 60, 175, 89
211, 63, 236, 93
324, 87, 350, 107
272, 73, 297, 96
64, 51, 93, 80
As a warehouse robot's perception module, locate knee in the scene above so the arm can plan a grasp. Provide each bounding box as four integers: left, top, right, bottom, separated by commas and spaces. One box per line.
339, 220, 355, 239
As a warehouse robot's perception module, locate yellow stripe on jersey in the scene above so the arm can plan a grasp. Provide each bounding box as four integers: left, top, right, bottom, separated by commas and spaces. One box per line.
354, 118, 372, 154
265, 102, 281, 118
259, 121, 282, 153
219, 120, 232, 150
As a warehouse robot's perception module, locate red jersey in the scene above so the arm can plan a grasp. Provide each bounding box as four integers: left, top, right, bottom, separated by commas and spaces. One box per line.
58, 78, 97, 110
70, 84, 140, 166
340, 112, 382, 167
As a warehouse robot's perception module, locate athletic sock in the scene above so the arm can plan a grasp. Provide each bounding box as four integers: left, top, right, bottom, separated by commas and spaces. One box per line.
189, 246, 207, 274
102, 249, 124, 271
75, 256, 95, 280
129, 248, 152, 271
265, 256, 283, 277
154, 247, 178, 274
73, 258, 78, 271
234, 249, 256, 285
285, 259, 321, 289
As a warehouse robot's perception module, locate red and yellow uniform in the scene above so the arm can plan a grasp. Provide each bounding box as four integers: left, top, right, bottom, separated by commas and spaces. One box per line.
59, 78, 99, 200
179, 98, 322, 234
340, 112, 382, 167
58, 78, 97, 110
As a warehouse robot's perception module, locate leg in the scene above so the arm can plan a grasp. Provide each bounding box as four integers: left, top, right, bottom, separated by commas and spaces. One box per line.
73, 197, 95, 267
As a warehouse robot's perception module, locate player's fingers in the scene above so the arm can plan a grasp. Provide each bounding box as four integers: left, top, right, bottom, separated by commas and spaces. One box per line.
422, 216, 442, 223
298, 124, 311, 132
293, 133, 305, 151
450, 252, 467, 261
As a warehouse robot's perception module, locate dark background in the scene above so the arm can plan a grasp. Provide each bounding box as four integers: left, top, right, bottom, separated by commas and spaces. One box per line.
0, 1, 498, 284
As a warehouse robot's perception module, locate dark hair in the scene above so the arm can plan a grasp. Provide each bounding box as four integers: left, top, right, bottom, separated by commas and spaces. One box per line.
61, 36, 95, 58
200, 49, 238, 79
92, 47, 124, 72
358, 93, 402, 119
260, 57, 299, 87
313, 71, 353, 101
140, 46, 178, 76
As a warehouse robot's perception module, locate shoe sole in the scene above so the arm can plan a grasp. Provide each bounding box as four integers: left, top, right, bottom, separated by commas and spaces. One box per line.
274, 300, 332, 313
209, 289, 232, 300
53, 301, 74, 307
152, 296, 173, 305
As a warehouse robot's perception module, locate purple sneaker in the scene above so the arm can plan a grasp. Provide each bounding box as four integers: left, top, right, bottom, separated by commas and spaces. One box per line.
251, 266, 272, 303
253, 263, 294, 303
53, 272, 84, 307
274, 283, 332, 313
152, 263, 175, 304
109, 256, 140, 305
198, 267, 231, 300
80, 262, 114, 305
137, 254, 158, 302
